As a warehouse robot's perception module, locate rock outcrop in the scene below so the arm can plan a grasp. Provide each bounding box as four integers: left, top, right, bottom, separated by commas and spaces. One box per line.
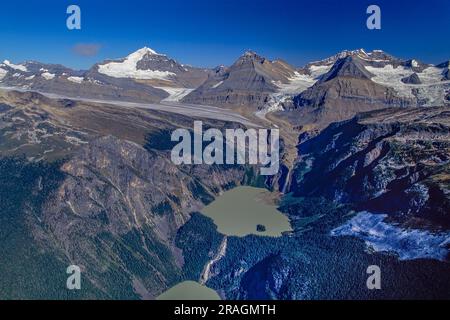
291, 107, 450, 230
182, 51, 298, 109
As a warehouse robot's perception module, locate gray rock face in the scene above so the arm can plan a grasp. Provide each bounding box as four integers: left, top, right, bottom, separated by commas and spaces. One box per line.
292, 56, 415, 125
182, 51, 297, 108
401, 73, 422, 84
301, 49, 401, 72
132, 51, 211, 87
442, 67, 450, 81
319, 56, 374, 82
436, 61, 449, 81
38, 76, 169, 102
292, 107, 450, 230
23, 61, 79, 76
359, 51, 428, 71
403, 59, 429, 73
44, 135, 244, 241
365, 50, 400, 66
136, 51, 187, 74
444, 70, 449, 81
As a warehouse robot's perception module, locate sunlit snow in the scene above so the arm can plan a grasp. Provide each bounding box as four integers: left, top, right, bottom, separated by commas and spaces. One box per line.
366, 65, 450, 105
2, 60, 27, 72
41, 72, 55, 80
0, 67, 7, 80
67, 76, 84, 84
157, 87, 194, 102
262, 64, 331, 113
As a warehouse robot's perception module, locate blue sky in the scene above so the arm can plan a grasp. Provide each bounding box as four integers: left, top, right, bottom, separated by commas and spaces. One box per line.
0, 0, 448, 70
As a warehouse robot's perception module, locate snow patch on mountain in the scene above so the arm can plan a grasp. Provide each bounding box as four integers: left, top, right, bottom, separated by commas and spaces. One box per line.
419, 66, 448, 83
331, 211, 450, 261
98, 47, 175, 80
157, 87, 194, 102
265, 72, 317, 112
309, 65, 333, 78
262, 63, 334, 113
212, 80, 224, 89
3, 60, 27, 72
309, 49, 368, 66
0, 67, 7, 80
41, 72, 55, 80
67, 76, 84, 84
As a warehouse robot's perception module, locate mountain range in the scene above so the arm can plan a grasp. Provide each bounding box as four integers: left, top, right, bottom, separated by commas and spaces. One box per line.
0, 46, 449, 300
1, 47, 448, 112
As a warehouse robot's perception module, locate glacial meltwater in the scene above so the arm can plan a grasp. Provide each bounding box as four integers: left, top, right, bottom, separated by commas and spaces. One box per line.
201, 186, 292, 237
157, 281, 220, 300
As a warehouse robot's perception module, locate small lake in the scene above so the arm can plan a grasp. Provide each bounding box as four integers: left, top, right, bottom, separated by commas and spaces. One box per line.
201, 186, 292, 237
157, 281, 220, 300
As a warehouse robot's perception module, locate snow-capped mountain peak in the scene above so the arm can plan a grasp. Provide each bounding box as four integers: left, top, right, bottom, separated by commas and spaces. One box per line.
97, 46, 176, 80
92, 47, 209, 87
121, 46, 164, 64
308, 49, 369, 67
129, 46, 162, 58
339, 48, 368, 59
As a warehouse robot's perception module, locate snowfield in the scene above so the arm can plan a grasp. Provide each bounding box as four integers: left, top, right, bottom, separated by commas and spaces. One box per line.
263, 64, 332, 113
309, 64, 333, 78
366, 65, 450, 105
265, 72, 317, 112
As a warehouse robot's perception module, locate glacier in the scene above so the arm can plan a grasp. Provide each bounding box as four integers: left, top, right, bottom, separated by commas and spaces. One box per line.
331, 211, 450, 261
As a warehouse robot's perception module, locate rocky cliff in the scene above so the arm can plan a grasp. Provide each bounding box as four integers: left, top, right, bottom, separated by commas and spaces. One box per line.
292, 107, 450, 230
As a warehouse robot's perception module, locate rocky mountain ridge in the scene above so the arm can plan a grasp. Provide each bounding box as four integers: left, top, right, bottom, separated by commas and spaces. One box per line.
2, 47, 447, 110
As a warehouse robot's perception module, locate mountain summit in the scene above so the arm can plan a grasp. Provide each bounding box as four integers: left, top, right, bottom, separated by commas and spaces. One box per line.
182, 50, 297, 108
93, 47, 208, 87
319, 56, 374, 82
97, 47, 182, 81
